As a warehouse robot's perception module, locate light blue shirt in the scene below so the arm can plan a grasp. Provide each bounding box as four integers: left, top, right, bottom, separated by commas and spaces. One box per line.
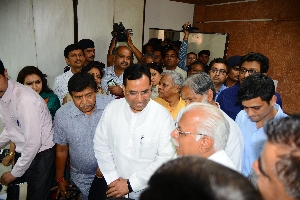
53, 94, 114, 200
235, 104, 287, 178
215, 84, 227, 101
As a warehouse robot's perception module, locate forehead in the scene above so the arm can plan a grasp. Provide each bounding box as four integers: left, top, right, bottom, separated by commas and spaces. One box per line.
153, 51, 162, 56
161, 74, 173, 83
24, 74, 41, 80
72, 86, 94, 96
181, 86, 200, 97
200, 54, 209, 58
212, 63, 227, 69
117, 47, 132, 56
187, 54, 196, 58
241, 61, 261, 71
88, 67, 100, 73
192, 64, 203, 69
68, 49, 83, 56
165, 50, 177, 56
84, 48, 95, 51
125, 74, 151, 89
241, 96, 267, 107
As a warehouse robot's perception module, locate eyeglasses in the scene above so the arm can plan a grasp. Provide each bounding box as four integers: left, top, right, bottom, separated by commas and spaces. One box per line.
126, 89, 151, 98
174, 122, 205, 137
210, 68, 227, 75
240, 68, 258, 75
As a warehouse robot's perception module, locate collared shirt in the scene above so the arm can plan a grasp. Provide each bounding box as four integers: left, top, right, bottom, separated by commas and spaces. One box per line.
163, 67, 187, 80
209, 150, 237, 171
0, 80, 54, 177
178, 39, 188, 72
154, 97, 186, 120
53, 94, 114, 200
53, 70, 73, 105
215, 84, 227, 101
94, 98, 175, 199
235, 104, 287, 178
101, 65, 124, 97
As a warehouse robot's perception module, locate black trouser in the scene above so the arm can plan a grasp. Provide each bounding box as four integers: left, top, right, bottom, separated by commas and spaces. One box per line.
22, 146, 55, 200
88, 175, 107, 200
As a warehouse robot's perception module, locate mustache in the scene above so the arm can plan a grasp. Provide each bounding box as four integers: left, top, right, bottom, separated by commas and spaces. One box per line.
79, 103, 94, 108
172, 138, 179, 147
121, 61, 129, 65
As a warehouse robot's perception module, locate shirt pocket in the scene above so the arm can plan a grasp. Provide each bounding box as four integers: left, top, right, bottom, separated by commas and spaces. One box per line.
138, 138, 158, 160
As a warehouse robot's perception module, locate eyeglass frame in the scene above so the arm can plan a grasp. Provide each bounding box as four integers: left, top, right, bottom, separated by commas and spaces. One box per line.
174, 122, 206, 137
239, 68, 258, 75
210, 68, 227, 75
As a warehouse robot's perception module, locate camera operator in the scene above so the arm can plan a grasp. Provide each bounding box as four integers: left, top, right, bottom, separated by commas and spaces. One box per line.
178, 22, 197, 72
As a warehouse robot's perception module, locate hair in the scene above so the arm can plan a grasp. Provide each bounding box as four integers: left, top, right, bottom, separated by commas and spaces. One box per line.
187, 61, 205, 72
180, 102, 229, 151
64, 44, 83, 58
17, 66, 52, 93
140, 156, 262, 200
237, 73, 275, 103
142, 52, 156, 63
81, 61, 105, 78
164, 48, 178, 58
0, 60, 5, 76
68, 72, 97, 95
187, 52, 197, 59
153, 48, 164, 58
142, 43, 154, 54
77, 39, 94, 50
123, 63, 151, 86
148, 62, 163, 74
161, 70, 184, 88
209, 58, 229, 73
240, 52, 269, 73
264, 115, 300, 199
183, 72, 216, 100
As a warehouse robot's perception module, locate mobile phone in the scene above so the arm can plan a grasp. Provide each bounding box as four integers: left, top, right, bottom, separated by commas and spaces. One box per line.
107, 79, 116, 86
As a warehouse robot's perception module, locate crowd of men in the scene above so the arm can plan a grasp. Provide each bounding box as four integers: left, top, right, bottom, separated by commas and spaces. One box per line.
0, 22, 299, 200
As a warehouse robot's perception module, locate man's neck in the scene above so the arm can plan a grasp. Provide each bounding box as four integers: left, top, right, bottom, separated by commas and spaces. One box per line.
225, 79, 237, 88
214, 83, 223, 93
165, 66, 177, 70
70, 66, 82, 74
114, 66, 124, 77
164, 94, 180, 108
256, 107, 278, 129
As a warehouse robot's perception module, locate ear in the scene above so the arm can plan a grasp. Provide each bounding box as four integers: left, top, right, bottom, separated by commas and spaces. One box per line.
206, 89, 214, 102
270, 94, 277, 106
122, 84, 126, 96
65, 58, 70, 66
177, 58, 180, 64
198, 136, 214, 153
113, 55, 116, 63
174, 85, 180, 94
4, 69, 8, 79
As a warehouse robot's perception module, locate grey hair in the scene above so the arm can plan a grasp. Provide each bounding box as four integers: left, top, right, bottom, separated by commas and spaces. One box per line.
183, 73, 216, 99
180, 102, 229, 151
162, 70, 184, 88
142, 52, 156, 61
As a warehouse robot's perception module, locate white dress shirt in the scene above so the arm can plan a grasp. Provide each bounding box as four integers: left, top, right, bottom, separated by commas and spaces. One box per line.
209, 150, 237, 171
94, 98, 175, 199
53, 70, 73, 105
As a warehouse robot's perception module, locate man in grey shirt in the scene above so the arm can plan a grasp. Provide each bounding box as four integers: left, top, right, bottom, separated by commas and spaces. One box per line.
53, 72, 114, 200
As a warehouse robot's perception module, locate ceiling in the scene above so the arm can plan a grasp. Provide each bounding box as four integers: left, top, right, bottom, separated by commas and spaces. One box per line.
170, 0, 257, 6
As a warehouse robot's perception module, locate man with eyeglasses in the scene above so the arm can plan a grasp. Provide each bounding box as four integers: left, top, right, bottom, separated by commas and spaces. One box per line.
208, 58, 229, 101
252, 115, 299, 200
225, 55, 241, 88
216, 52, 282, 120
94, 63, 175, 199
235, 73, 287, 178
171, 102, 237, 171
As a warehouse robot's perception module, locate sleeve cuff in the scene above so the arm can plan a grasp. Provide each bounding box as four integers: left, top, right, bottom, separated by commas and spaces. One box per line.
103, 170, 119, 185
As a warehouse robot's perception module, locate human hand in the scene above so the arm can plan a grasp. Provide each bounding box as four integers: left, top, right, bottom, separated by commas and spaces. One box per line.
108, 85, 123, 96
183, 22, 191, 38
126, 31, 133, 46
2, 155, 15, 166
96, 167, 103, 178
57, 179, 72, 199
0, 171, 16, 186
107, 177, 129, 198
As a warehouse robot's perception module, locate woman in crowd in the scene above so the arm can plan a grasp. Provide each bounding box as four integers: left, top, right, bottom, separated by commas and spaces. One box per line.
148, 62, 163, 99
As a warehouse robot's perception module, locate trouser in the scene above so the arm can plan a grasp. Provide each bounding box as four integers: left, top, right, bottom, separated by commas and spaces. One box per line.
88, 175, 107, 200
22, 146, 55, 200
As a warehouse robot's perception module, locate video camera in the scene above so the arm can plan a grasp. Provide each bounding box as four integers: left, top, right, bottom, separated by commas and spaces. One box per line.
113, 22, 131, 42
182, 24, 199, 32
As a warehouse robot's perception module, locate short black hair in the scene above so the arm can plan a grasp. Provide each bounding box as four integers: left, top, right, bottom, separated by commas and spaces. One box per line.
123, 63, 151, 86
64, 44, 83, 58
240, 52, 269, 73
77, 39, 94, 50
81, 61, 105, 78
142, 43, 154, 54
148, 62, 163, 74
140, 156, 262, 200
164, 48, 178, 58
209, 58, 229, 73
68, 72, 97, 96
187, 52, 197, 58
0, 60, 5, 76
237, 73, 275, 103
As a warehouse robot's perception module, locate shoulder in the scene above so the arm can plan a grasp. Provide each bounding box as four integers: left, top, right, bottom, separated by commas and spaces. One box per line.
96, 94, 114, 109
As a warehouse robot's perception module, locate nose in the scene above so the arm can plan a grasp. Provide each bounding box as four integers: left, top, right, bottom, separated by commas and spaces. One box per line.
171, 129, 178, 138
244, 71, 251, 78
136, 93, 143, 102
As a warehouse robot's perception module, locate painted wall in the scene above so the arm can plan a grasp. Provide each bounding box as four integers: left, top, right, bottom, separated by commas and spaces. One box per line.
193, 0, 300, 114
144, 0, 195, 43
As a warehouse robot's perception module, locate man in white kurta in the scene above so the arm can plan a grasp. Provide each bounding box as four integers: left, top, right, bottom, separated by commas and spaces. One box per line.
94, 64, 175, 199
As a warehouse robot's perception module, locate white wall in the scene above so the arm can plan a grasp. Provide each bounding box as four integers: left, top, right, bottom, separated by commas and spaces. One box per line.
144, 0, 195, 44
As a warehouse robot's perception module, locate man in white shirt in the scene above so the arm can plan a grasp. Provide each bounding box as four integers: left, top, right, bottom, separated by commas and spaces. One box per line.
179, 72, 243, 172
53, 44, 85, 104
94, 63, 175, 199
171, 102, 237, 171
